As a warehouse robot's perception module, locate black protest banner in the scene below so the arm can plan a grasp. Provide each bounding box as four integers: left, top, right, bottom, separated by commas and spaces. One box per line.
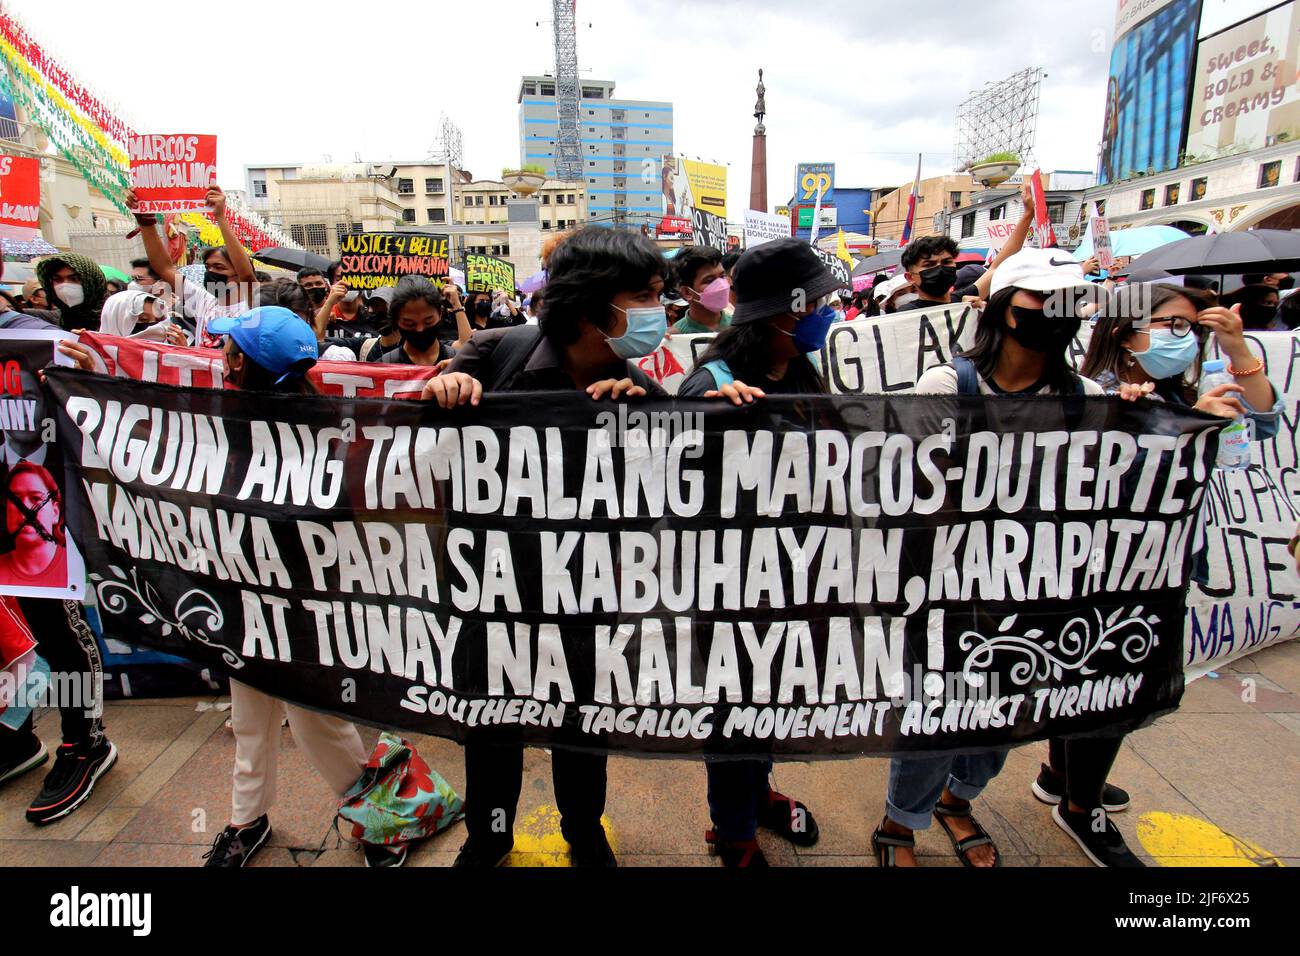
49, 369, 1218, 757
691, 208, 728, 252
464, 254, 516, 295
338, 232, 449, 290
812, 246, 851, 287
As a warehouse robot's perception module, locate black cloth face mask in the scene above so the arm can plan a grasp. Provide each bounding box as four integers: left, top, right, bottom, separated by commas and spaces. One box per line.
1006, 305, 1079, 354
400, 326, 439, 351
918, 264, 957, 297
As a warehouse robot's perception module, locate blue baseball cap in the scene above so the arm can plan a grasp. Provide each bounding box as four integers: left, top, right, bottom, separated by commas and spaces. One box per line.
206, 306, 318, 383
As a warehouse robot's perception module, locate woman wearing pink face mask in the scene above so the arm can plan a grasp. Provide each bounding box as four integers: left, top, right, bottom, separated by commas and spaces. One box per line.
672, 245, 733, 335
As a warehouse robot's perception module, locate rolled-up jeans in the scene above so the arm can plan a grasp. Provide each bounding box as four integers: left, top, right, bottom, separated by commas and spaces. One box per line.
885, 749, 1007, 830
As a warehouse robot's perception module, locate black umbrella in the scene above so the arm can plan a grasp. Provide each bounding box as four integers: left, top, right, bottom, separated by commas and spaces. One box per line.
851, 248, 903, 276
253, 246, 331, 272
1123, 229, 1300, 275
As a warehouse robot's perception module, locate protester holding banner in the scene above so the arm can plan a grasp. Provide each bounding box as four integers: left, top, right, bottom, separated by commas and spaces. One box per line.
128, 186, 258, 346
896, 184, 1036, 313
873, 249, 1106, 869
671, 245, 732, 335
678, 238, 838, 403
34, 252, 107, 331
296, 268, 331, 309
1081, 284, 1278, 427
424, 226, 671, 867
677, 237, 847, 864
195, 306, 370, 867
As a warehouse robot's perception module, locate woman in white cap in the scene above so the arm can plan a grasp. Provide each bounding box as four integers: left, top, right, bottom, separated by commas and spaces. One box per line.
873, 249, 1109, 870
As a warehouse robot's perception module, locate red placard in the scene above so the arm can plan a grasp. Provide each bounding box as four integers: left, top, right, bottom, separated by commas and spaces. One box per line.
0, 155, 41, 241
128, 134, 218, 214
77, 333, 441, 398
1029, 169, 1057, 249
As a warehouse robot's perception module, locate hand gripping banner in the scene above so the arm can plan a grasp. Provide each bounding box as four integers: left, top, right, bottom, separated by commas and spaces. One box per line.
47, 369, 1220, 757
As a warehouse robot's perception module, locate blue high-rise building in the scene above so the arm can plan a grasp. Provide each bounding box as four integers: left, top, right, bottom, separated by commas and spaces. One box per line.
518, 75, 673, 230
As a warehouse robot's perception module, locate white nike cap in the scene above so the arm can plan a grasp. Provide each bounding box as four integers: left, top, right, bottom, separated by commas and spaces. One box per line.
990, 248, 1089, 296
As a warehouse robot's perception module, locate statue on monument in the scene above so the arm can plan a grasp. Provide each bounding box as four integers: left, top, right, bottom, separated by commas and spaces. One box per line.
754, 69, 766, 121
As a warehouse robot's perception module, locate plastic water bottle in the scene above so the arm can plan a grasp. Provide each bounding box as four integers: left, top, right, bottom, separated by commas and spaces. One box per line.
1199, 359, 1251, 471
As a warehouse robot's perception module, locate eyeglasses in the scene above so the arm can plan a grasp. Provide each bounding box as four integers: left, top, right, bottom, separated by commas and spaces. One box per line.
1147, 316, 1195, 337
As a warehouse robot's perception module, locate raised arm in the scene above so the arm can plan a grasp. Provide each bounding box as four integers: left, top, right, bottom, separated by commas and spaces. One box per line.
443, 284, 474, 347
975, 183, 1036, 301
206, 186, 257, 305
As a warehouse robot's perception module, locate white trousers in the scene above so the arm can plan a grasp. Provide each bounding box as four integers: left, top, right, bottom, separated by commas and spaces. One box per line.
228, 680, 368, 825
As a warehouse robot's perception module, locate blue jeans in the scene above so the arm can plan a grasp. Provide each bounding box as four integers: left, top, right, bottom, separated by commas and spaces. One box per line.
705, 757, 773, 841
885, 749, 1007, 830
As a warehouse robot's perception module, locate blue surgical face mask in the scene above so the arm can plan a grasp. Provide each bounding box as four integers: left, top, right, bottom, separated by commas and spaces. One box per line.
1131, 329, 1199, 380
605, 304, 667, 359
778, 304, 838, 354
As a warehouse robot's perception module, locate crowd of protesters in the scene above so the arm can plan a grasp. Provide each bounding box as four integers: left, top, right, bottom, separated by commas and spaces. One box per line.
0, 180, 1290, 870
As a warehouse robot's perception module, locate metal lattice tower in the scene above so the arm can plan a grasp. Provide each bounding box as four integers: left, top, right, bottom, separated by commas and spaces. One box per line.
953, 67, 1044, 171
552, 0, 582, 181
435, 112, 463, 171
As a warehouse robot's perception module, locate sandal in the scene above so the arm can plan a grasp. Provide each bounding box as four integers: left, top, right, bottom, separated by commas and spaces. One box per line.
757, 787, 820, 847
934, 800, 1001, 868
871, 818, 915, 867
704, 829, 769, 867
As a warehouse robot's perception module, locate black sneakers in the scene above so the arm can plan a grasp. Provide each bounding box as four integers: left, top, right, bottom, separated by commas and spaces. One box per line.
1053, 804, 1145, 867
452, 838, 514, 868
362, 843, 409, 868
25, 737, 117, 825
1032, 763, 1131, 812
0, 733, 48, 786
202, 815, 272, 867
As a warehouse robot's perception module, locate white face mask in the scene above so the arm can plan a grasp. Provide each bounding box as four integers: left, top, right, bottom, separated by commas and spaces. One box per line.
56, 281, 86, 308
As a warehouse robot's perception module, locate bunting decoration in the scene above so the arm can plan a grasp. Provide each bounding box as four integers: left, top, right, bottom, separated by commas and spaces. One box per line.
0, 4, 297, 253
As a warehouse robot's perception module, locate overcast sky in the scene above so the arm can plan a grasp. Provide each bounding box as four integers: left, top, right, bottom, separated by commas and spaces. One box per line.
11, 0, 1119, 218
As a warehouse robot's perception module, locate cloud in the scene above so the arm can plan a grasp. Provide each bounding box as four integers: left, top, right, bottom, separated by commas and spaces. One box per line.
6, 0, 1119, 221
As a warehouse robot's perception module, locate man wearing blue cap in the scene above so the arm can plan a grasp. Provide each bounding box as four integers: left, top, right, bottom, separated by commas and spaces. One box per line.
206, 306, 321, 390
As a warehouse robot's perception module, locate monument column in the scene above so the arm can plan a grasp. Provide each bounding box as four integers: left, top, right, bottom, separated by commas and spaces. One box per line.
749, 69, 768, 213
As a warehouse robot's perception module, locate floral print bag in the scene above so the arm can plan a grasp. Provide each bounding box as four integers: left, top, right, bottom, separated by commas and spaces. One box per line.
336, 732, 464, 849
